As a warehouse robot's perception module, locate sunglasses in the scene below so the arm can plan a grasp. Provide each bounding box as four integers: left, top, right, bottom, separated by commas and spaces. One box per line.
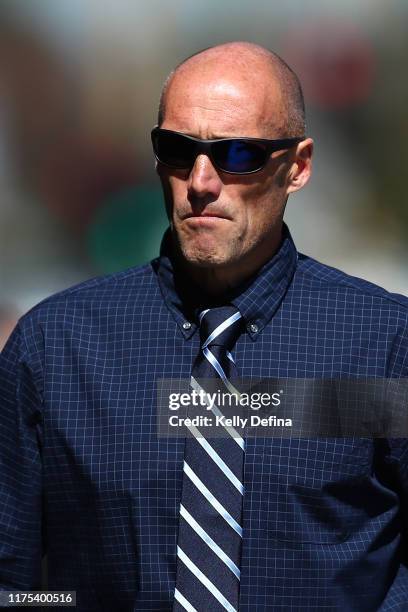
151, 127, 303, 175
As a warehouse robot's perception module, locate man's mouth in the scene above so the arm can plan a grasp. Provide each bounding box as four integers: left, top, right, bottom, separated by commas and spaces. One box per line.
183, 212, 231, 221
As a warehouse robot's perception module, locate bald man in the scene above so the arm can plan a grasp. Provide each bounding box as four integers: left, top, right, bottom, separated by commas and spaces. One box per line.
156, 42, 312, 294
0, 42, 408, 611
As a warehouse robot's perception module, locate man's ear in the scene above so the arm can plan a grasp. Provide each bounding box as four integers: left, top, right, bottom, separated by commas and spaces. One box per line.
286, 138, 313, 194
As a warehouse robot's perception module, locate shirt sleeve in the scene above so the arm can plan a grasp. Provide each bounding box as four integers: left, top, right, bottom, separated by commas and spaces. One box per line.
0, 322, 44, 589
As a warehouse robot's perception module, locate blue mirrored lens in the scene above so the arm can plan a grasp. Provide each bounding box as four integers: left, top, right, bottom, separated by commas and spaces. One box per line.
214, 140, 267, 172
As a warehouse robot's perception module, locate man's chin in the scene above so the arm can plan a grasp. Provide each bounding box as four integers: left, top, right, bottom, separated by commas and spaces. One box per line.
182, 251, 228, 268
172, 232, 237, 269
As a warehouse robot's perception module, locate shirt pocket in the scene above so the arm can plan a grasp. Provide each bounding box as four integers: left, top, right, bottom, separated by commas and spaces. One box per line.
244, 437, 375, 545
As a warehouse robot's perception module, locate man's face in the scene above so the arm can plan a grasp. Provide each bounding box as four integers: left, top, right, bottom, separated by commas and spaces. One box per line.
157, 64, 301, 274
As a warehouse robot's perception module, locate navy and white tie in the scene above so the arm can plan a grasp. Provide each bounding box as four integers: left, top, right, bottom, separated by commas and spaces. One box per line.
174, 306, 245, 612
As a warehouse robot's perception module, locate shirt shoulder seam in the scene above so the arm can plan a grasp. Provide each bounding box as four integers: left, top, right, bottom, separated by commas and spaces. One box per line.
297, 258, 408, 311
20, 263, 155, 319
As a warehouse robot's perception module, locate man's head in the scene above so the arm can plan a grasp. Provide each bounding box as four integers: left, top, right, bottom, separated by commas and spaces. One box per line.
154, 42, 313, 292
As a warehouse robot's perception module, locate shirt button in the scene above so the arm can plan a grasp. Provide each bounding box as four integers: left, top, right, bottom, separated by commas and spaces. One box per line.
182, 321, 192, 330
248, 323, 258, 333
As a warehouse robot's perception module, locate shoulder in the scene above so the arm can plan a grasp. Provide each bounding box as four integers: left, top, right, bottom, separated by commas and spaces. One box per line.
295, 253, 408, 376
296, 252, 408, 314
22, 262, 157, 318
15, 261, 161, 344
1, 262, 161, 397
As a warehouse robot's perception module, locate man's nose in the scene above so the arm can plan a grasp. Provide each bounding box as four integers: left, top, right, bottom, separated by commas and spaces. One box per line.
187, 154, 223, 202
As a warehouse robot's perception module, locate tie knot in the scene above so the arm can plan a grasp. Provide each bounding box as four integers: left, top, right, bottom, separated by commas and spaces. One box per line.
198, 306, 243, 351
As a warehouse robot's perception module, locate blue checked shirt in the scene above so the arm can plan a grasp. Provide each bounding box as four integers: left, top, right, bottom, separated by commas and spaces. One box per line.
0, 223, 408, 611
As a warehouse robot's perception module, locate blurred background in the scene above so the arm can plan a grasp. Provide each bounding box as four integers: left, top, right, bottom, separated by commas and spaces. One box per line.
1, 0, 407, 349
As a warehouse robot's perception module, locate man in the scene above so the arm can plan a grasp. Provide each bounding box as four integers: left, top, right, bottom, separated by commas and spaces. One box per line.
0, 41, 407, 611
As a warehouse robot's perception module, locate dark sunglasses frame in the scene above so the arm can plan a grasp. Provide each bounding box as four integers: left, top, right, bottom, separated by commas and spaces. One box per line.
151, 126, 304, 175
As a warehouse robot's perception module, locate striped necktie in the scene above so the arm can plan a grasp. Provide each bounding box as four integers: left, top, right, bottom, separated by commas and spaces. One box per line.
174, 306, 245, 612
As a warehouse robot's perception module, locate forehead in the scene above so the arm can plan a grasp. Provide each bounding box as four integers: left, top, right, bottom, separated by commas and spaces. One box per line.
162, 64, 284, 138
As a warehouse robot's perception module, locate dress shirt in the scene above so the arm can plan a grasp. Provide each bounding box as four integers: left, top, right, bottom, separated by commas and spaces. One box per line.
0, 222, 408, 611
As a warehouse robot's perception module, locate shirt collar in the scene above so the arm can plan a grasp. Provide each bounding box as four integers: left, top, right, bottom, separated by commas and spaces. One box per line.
153, 222, 298, 341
